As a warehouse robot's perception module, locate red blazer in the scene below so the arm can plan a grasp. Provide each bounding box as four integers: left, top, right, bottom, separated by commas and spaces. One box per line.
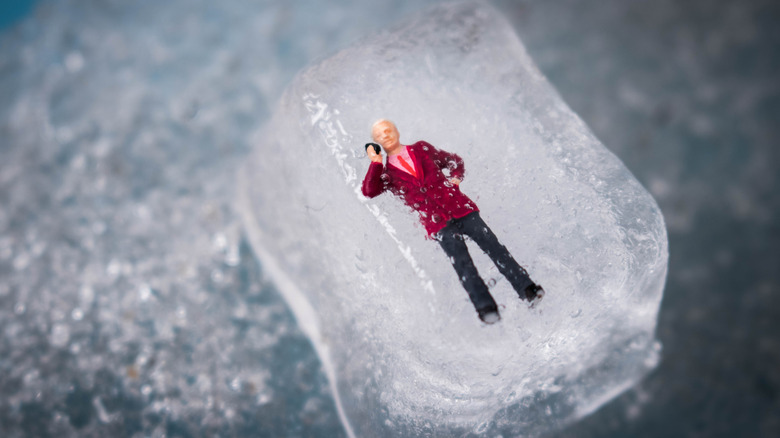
361, 141, 480, 237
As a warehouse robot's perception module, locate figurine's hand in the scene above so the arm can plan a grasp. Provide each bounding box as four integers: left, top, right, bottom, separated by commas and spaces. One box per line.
449, 177, 462, 186
367, 146, 383, 163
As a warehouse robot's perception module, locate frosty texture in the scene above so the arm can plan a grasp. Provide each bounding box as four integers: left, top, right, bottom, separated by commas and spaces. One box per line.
0, 0, 404, 435
240, 2, 668, 436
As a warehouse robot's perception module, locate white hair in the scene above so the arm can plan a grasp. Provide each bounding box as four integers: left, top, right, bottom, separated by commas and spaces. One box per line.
371, 119, 396, 138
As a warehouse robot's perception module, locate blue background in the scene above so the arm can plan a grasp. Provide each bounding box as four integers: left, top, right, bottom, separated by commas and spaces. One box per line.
1, 0, 778, 437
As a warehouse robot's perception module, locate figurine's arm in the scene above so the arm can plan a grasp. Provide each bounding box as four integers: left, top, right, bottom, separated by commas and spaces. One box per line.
361, 162, 386, 198
424, 141, 466, 181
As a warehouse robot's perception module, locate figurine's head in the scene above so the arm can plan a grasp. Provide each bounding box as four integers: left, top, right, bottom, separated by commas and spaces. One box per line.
371, 119, 402, 155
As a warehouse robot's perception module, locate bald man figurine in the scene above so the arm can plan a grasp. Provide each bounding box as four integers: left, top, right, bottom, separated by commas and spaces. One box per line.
362, 119, 544, 324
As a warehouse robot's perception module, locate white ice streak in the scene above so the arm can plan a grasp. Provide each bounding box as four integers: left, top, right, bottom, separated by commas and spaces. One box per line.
303, 94, 436, 296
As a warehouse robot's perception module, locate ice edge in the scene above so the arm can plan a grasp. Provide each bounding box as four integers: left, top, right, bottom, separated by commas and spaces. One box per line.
236, 167, 357, 438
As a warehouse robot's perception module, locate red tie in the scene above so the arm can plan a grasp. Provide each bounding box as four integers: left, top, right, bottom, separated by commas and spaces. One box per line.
398, 155, 417, 178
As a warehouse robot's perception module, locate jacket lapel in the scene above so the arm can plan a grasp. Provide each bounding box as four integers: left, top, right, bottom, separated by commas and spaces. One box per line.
386, 161, 417, 184
407, 146, 425, 181
386, 146, 424, 184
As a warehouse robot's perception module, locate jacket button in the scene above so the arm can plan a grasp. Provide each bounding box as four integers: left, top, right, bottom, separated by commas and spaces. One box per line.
413, 203, 420, 208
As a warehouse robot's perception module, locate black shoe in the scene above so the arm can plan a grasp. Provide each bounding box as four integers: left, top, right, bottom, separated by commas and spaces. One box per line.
477, 306, 501, 324
524, 284, 545, 308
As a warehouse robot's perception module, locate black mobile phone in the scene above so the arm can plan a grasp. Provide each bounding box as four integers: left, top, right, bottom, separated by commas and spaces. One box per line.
365, 143, 381, 155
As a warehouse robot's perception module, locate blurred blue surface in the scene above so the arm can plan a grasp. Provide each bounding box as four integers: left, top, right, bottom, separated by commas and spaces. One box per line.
0, 0, 778, 437
0, 0, 36, 30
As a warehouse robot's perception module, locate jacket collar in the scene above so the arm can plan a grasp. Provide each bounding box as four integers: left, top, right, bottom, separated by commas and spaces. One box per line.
386, 145, 424, 182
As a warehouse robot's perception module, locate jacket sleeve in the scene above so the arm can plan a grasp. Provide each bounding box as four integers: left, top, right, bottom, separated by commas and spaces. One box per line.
361, 161, 386, 198
424, 141, 466, 180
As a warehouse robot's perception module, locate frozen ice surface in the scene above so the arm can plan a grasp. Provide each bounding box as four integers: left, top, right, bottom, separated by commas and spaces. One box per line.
240, 2, 669, 436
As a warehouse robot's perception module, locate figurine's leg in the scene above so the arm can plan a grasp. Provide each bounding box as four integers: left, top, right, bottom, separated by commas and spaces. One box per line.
460, 212, 536, 297
435, 224, 499, 322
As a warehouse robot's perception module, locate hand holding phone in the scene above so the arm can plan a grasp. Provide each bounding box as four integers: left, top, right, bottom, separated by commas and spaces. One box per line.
365, 143, 383, 163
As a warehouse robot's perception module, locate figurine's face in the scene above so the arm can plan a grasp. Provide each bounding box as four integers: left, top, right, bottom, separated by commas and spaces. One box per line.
372, 121, 401, 154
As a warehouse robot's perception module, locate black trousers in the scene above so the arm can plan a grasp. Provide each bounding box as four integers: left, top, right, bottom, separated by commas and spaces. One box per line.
435, 212, 533, 313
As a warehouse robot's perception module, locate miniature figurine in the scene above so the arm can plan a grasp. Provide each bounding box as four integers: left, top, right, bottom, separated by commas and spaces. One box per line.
361, 119, 544, 324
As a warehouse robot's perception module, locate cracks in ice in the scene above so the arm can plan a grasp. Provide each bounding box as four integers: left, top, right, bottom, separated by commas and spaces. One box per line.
303, 93, 436, 296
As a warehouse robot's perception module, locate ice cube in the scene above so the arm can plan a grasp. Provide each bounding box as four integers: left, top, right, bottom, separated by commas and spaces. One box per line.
239, 2, 668, 436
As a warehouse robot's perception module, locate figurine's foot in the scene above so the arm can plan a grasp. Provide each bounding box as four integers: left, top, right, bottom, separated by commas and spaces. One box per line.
523, 284, 545, 308
477, 306, 501, 324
